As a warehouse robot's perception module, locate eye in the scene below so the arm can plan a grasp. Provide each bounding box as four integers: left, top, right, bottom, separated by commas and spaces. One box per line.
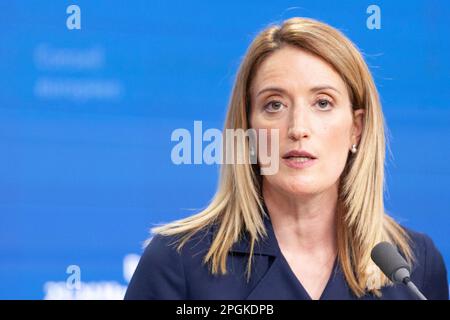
264, 101, 285, 113
315, 98, 333, 110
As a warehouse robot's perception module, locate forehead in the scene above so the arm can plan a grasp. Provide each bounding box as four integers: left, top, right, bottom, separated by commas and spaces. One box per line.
251, 45, 347, 95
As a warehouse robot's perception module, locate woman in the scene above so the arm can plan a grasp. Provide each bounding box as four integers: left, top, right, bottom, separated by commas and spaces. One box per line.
125, 17, 448, 300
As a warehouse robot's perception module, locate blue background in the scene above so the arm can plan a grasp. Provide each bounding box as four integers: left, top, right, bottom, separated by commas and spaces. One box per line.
0, 0, 449, 299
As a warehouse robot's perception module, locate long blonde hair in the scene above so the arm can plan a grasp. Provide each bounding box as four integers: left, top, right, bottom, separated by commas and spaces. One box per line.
152, 17, 413, 297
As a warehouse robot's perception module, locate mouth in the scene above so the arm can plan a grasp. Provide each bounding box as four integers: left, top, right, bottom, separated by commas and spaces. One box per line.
283, 156, 315, 163
282, 151, 317, 169
282, 157, 317, 169
282, 150, 317, 160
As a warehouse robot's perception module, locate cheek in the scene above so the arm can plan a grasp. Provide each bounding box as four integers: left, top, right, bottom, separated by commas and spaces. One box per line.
319, 123, 351, 174
250, 116, 286, 157
318, 109, 352, 146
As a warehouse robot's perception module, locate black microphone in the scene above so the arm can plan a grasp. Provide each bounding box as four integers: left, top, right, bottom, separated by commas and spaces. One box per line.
371, 242, 427, 300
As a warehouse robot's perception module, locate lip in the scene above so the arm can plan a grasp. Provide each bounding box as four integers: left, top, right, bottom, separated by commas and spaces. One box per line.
282, 150, 317, 159
282, 157, 318, 169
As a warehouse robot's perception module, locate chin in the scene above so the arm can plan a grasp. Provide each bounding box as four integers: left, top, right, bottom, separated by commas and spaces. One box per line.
286, 187, 318, 196
280, 180, 319, 195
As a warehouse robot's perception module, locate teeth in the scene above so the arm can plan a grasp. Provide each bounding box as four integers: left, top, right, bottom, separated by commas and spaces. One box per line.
289, 156, 311, 163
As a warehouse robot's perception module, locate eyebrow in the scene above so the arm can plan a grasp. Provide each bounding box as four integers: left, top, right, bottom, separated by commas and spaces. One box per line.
256, 85, 341, 97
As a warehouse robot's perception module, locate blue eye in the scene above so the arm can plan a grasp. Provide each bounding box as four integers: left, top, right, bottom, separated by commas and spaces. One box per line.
264, 101, 285, 113
316, 99, 333, 110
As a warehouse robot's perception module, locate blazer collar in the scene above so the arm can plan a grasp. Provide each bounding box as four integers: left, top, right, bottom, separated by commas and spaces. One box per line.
228, 213, 279, 257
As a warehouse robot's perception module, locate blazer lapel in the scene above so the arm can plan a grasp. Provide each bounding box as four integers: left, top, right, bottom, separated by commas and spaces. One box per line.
227, 215, 310, 299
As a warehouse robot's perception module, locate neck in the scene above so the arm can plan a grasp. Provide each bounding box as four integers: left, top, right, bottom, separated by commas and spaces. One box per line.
262, 181, 338, 254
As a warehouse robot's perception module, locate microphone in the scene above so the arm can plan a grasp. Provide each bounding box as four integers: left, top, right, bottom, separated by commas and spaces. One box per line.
371, 242, 427, 300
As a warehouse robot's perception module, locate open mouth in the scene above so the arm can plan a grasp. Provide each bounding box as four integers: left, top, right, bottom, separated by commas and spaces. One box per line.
281, 150, 317, 168
283, 156, 315, 163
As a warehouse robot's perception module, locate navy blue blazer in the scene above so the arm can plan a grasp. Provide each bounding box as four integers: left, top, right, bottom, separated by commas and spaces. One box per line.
125, 216, 448, 300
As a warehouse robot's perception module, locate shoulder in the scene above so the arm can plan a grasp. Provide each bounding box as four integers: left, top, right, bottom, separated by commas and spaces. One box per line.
124, 227, 213, 300
402, 227, 449, 300
142, 228, 213, 265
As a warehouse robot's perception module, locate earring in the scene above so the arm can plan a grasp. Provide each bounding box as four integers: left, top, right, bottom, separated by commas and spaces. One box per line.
351, 144, 357, 154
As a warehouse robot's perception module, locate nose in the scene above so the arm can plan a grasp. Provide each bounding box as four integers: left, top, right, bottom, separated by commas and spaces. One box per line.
287, 105, 311, 141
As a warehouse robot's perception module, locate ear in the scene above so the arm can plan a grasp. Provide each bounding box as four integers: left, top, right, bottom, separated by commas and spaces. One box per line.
352, 109, 365, 145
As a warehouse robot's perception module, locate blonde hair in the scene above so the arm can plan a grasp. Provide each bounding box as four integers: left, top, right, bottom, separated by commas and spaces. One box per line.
152, 17, 413, 297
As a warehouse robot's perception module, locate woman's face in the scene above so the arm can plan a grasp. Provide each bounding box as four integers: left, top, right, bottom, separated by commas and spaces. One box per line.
249, 45, 364, 197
